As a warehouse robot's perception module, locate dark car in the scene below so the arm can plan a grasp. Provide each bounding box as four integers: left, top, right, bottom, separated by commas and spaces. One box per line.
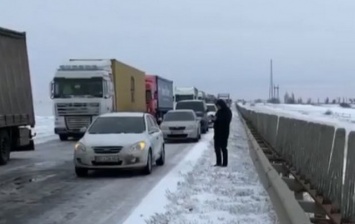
175, 100, 209, 133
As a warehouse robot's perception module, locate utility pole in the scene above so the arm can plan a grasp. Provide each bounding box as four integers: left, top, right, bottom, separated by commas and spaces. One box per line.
276, 85, 279, 99
269, 59, 274, 100
273, 85, 279, 100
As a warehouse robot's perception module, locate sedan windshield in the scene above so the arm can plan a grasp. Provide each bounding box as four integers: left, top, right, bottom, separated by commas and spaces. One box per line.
164, 111, 195, 121
88, 116, 145, 134
175, 101, 204, 112
207, 105, 217, 112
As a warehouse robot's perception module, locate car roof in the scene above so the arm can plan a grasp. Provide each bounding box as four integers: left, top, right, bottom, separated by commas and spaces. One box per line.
99, 112, 145, 118
169, 109, 195, 113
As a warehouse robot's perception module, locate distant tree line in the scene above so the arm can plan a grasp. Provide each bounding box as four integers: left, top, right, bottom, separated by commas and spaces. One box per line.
284, 92, 312, 104
324, 97, 353, 108
252, 93, 354, 108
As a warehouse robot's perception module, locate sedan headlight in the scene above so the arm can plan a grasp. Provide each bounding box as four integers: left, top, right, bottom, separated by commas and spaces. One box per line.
75, 142, 86, 152
130, 141, 146, 151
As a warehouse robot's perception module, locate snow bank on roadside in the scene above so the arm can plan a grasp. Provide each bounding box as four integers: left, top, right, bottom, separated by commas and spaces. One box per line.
124, 111, 278, 224
123, 132, 214, 224
33, 116, 57, 144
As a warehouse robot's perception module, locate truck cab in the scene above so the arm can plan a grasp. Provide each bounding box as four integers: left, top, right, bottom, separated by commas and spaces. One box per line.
145, 75, 174, 124
145, 76, 157, 117
197, 90, 206, 101
50, 60, 114, 141
174, 87, 198, 103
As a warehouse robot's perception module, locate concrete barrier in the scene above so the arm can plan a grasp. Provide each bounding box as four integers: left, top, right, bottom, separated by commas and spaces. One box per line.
236, 103, 354, 221
239, 109, 311, 224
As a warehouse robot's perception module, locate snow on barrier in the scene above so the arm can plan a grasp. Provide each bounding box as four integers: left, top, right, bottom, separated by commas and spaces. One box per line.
237, 103, 355, 222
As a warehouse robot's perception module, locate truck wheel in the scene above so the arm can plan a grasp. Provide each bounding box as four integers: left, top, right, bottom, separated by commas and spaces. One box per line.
59, 134, 68, 141
0, 131, 11, 165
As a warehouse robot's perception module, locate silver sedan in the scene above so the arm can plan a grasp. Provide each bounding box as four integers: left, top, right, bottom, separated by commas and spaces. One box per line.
74, 112, 165, 177
160, 109, 201, 142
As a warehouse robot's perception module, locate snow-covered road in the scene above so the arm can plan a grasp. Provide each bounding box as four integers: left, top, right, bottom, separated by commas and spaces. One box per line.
125, 111, 278, 224
3, 102, 278, 224
0, 139, 199, 224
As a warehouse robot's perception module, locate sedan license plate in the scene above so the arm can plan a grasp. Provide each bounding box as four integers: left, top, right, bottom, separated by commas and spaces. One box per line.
95, 156, 119, 163
171, 130, 184, 134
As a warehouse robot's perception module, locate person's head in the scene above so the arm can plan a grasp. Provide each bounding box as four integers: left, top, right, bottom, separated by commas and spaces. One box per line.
215, 99, 227, 110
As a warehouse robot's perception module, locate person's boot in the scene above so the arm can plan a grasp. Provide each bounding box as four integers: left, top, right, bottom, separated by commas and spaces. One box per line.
222, 150, 228, 167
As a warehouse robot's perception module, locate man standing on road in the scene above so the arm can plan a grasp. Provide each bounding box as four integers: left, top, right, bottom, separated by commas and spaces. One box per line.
213, 99, 232, 167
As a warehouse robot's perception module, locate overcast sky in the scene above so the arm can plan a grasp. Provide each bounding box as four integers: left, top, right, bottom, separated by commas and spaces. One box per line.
1, 0, 355, 101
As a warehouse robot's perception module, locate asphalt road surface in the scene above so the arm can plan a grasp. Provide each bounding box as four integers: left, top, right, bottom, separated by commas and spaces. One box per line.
0, 139, 196, 224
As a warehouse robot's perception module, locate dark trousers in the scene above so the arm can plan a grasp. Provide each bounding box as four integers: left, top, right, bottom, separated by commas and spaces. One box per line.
214, 140, 228, 166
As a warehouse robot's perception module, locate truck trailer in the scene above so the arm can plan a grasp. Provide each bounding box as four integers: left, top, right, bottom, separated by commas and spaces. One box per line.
51, 59, 146, 141
145, 75, 174, 123
0, 27, 36, 165
217, 93, 232, 107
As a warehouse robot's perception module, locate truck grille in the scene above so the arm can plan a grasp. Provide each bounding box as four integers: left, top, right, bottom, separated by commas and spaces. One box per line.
65, 116, 91, 130
93, 146, 123, 154
56, 103, 100, 116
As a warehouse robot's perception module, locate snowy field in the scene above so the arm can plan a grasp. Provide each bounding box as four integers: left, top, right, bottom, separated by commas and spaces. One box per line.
33, 101, 56, 143
124, 111, 278, 224
260, 103, 355, 123
243, 103, 355, 132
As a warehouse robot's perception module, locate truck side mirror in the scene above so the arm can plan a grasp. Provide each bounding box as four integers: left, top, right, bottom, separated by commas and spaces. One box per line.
49, 81, 54, 99
154, 91, 158, 99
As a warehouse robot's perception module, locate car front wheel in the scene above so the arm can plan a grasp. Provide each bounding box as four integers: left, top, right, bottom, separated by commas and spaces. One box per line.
75, 167, 88, 177
143, 150, 153, 175
156, 144, 165, 166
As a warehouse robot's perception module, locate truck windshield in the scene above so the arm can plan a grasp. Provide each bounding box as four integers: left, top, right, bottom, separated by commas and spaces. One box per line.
164, 111, 195, 121
175, 94, 194, 102
53, 78, 103, 98
88, 116, 146, 134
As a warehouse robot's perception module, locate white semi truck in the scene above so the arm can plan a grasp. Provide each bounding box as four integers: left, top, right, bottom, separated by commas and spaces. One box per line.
50, 59, 146, 141
174, 86, 198, 103
197, 90, 206, 101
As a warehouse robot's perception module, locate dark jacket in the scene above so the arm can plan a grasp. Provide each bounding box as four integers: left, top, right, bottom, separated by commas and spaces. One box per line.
213, 99, 232, 144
